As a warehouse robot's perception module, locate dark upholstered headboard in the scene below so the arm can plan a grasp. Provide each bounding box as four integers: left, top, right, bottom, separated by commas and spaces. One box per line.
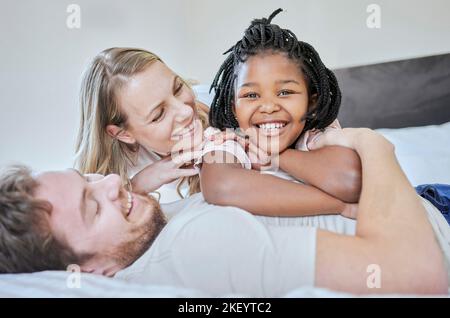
334, 53, 450, 129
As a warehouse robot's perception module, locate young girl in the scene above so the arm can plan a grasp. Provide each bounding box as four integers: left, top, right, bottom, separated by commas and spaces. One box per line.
199, 9, 362, 218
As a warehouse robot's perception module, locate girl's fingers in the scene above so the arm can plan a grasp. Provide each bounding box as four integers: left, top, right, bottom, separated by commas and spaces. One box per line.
246, 141, 270, 165
213, 131, 238, 145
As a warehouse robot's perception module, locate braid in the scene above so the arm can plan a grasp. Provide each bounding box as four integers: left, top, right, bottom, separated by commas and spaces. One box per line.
209, 8, 341, 132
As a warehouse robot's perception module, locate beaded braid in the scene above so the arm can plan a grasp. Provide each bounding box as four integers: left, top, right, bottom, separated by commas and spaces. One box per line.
209, 8, 341, 134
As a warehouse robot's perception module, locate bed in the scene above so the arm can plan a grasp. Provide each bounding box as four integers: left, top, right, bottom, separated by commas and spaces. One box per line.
1, 53, 449, 297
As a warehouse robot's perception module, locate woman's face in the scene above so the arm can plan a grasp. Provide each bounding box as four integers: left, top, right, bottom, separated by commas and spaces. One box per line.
114, 61, 202, 156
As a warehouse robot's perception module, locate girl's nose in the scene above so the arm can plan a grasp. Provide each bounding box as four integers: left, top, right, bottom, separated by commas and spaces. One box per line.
259, 101, 280, 114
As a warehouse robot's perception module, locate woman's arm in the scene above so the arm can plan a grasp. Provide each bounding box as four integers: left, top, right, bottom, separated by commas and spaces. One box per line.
279, 146, 362, 203
200, 151, 346, 217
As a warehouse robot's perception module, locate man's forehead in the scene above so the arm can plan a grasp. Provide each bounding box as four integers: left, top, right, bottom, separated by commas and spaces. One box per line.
35, 170, 81, 200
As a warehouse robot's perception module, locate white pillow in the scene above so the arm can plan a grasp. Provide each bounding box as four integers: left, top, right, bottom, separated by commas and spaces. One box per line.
376, 121, 450, 186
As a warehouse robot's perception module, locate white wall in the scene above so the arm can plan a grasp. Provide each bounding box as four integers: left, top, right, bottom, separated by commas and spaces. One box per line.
1, 0, 450, 171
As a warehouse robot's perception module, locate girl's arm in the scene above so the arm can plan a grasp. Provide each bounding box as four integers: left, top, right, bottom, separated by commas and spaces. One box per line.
279, 146, 362, 203
200, 151, 346, 217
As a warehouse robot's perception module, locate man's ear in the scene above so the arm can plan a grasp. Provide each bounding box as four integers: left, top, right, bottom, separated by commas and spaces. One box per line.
106, 124, 136, 145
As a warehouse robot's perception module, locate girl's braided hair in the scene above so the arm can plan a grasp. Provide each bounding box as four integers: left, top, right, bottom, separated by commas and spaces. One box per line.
209, 8, 341, 135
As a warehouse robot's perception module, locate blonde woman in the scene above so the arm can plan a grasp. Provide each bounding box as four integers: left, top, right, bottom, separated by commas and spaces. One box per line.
75, 48, 210, 202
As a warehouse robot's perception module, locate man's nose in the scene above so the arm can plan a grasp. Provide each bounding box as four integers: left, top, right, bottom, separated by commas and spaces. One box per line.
98, 174, 123, 201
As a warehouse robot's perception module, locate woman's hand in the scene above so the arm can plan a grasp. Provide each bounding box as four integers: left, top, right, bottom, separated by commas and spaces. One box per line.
131, 154, 199, 194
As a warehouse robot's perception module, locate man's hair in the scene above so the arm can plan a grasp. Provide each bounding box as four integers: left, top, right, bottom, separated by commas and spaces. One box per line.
0, 165, 81, 273
209, 8, 341, 135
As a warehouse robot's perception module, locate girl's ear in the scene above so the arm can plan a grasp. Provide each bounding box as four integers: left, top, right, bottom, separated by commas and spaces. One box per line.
308, 93, 318, 110
231, 100, 238, 120
106, 124, 136, 145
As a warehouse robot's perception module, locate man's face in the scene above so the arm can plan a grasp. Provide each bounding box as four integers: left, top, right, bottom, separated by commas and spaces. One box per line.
34, 169, 166, 276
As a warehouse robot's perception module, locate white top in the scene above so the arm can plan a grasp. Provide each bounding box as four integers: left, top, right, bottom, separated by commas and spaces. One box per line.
115, 193, 450, 296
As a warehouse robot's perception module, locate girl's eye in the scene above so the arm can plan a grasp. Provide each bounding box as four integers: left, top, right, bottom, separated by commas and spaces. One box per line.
151, 108, 165, 123
244, 92, 258, 99
278, 90, 292, 96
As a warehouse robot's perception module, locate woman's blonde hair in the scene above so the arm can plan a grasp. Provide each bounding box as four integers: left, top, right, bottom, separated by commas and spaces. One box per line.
75, 47, 207, 197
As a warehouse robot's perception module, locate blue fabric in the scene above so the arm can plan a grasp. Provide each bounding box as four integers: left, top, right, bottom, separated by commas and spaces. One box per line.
415, 184, 450, 225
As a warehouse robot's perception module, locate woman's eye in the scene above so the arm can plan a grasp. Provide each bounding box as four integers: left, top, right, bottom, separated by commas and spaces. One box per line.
174, 82, 184, 95
94, 202, 100, 216
151, 108, 165, 123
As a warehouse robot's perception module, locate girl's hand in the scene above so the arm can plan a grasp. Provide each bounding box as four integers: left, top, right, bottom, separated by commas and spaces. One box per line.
132, 154, 199, 194
208, 130, 271, 170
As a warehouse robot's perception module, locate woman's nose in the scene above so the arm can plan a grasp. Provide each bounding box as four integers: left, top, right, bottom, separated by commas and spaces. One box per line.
172, 99, 194, 124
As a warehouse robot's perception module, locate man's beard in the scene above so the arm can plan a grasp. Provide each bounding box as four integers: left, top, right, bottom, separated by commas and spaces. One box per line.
112, 194, 167, 268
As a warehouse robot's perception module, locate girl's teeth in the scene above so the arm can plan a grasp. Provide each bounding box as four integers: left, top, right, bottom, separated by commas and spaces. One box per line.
259, 123, 286, 130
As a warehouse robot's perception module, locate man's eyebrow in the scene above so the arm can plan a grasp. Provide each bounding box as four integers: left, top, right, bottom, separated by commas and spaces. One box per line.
145, 75, 178, 122
69, 169, 87, 223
